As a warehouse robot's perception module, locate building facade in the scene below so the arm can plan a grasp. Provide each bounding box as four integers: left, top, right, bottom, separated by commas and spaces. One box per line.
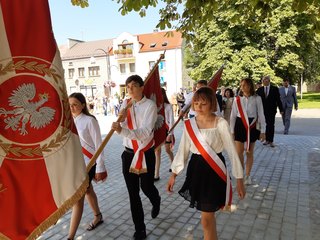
59, 30, 187, 101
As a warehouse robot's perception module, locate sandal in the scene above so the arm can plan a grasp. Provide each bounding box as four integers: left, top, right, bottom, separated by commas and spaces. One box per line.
86, 213, 104, 231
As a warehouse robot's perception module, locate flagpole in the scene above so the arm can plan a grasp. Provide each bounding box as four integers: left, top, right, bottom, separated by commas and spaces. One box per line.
86, 52, 166, 173
86, 101, 133, 172
168, 64, 225, 134
144, 52, 165, 85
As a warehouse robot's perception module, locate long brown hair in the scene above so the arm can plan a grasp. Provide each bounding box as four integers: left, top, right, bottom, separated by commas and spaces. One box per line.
240, 78, 255, 96
69, 92, 96, 119
161, 88, 170, 104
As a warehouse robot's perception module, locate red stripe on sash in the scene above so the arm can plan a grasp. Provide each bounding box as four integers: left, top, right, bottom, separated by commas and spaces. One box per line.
82, 147, 93, 159
185, 120, 227, 182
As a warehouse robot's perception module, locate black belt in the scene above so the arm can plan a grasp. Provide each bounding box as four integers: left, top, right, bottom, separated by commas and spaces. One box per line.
124, 147, 134, 153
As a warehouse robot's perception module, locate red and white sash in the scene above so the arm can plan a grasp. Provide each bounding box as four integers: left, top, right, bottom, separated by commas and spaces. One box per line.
126, 101, 154, 174
185, 118, 232, 209
236, 96, 256, 152
82, 147, 93, 159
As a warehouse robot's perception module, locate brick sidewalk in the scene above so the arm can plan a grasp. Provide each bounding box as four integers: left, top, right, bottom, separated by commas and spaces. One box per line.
38, 116, 320, 240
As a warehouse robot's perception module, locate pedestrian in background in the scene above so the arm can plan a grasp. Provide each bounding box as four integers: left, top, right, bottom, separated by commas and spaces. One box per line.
168, 87, 245, 240
230, 78, 266, 185
111, 75, 161, 240
256, 76, 283, 147
222, 88, 235, 125
279, 79, 298, 135
67, 93, 107, 240
154, 88, 175, 181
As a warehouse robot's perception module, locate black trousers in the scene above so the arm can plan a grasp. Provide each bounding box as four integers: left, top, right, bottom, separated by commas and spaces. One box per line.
265, 113, 276, 142
122, 147, 160, 232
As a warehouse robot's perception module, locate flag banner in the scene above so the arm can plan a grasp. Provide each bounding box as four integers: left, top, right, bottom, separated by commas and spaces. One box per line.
208, 65, 224, 91
143, 65, 166, 148
0, 1, 88, 239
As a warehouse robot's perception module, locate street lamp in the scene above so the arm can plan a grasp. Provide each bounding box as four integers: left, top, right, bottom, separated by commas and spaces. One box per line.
91, 48, 111, 81
91, 48, 112, 97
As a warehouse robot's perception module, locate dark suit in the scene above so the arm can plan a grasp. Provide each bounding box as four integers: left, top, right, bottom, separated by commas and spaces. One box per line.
256, 85, 283, 142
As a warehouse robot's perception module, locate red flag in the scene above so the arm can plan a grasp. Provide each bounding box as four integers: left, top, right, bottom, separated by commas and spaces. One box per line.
208, 65, 224, 91
0, 1, 87, 239
143, 65, 166, 148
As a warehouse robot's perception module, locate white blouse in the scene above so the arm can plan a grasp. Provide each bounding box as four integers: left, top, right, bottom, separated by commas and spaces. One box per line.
119, 96, 157, 148
73, 113, 106, 173
229, 95, 266, 134
171, 117, 243, 179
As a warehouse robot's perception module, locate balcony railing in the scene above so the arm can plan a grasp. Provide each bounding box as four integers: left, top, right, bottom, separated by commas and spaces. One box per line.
113, 49, 135, 59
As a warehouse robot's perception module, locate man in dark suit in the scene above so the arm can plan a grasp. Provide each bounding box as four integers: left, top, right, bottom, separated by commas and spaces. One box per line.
256, 76, 283, 147
279, 79, 298, 134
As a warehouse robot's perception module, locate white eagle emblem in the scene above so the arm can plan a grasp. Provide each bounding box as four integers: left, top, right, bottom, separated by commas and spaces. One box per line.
0, 83, 56, 135
149, 93, 164, 130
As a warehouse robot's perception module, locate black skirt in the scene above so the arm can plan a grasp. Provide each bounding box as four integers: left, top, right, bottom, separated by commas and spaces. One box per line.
178, 153, 227, 212
234, 117, 260, 143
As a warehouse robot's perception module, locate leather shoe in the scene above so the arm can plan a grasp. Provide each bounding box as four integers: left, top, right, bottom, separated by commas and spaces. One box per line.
151, 196, 161, 219
263, 141, 269, 145
133, 230, 146, 240
270, 142, 275, 147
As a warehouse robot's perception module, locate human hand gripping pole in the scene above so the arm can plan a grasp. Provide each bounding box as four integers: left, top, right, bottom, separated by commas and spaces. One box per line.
86, 101, 133, 175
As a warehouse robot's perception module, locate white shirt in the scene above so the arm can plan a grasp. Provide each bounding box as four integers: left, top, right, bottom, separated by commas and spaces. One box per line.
164, 102, 174, 135
119, 96, 157, 148
285, 87, 289, 96
229, 95, 266, 134
73, 113, 106, 173
171, 117, 243, 179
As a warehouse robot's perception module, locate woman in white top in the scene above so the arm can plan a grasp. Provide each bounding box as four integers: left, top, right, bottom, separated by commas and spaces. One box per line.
167, 87, 245, 240
230, 78, 266, 185
67, 93, 107, 240
154, 88, 175, 180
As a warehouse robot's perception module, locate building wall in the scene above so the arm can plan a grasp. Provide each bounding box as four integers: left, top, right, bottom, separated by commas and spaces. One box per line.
61, 32, 184, 100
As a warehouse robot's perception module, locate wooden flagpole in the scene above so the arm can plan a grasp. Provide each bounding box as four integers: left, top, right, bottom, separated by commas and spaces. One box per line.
86, 52, 166, 173
168, 64, 225, 134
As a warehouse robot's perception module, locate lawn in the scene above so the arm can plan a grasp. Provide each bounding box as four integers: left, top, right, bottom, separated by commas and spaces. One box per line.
297, 92, 320, 108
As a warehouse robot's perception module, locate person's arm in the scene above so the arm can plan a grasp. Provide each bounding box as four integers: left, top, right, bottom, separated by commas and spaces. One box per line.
217, 118, 245, 199
88, 118, 107, 182
229, 98, 238, 134
256, 96, 266, 134
167, 127, 190, 193
275, 86, 284, 114
293, 87, 298, 110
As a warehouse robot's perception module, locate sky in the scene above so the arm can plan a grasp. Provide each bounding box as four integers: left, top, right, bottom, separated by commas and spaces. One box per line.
48, 0, 167, 45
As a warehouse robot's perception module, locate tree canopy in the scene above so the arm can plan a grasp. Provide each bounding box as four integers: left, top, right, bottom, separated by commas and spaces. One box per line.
70, 0, 320, 86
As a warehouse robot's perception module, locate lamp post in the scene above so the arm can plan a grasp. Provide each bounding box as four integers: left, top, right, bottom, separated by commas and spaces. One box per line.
91, 48, 112, 97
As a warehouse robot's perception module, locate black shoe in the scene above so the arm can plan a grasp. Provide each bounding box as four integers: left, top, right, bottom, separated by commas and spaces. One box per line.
151, 196, 161, 219
154, 177, 160, 181
133, 230, 146, 240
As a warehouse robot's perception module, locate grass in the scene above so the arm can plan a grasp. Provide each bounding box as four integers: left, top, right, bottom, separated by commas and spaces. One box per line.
297, 92, 320, 109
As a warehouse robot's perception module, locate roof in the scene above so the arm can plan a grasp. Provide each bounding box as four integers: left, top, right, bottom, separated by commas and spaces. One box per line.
59, 30, 183, 59
61, 39, 113, 60
138, 30, 183, 52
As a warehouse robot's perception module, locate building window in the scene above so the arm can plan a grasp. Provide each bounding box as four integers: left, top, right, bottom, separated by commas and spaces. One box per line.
88, 66, 100, 77
129, 63, 135, 73
120, 64, 126, 74
68, 68, 74, 78
159, 60, 166, 71
68, 62, 73, 66
78, 67, 85, 77
149, 61, 155, 70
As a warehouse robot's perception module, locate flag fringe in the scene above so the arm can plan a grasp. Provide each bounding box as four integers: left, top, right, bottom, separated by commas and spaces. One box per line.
26, 176, 89, 240
129, 167, 148, 175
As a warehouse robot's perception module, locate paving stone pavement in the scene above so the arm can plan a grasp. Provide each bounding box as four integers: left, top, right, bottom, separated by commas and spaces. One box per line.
38, 112, 320, 240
